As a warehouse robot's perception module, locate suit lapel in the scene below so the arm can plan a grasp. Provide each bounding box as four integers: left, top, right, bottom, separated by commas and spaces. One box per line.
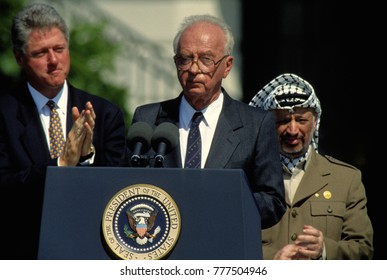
154, 91, 242, 168
205, 90, 241, 168
292, 150, 330, 204
17, 87, 51, 162
156, 96, 182, 168
66, 84, 84, 134
156, 97, 180, 126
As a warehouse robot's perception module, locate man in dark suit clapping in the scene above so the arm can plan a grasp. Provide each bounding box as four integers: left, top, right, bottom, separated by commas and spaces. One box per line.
0, 3, 126, 259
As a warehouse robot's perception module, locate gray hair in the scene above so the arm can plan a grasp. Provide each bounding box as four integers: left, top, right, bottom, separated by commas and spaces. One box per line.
11, 3, 69, 55
172, 14, 234, 56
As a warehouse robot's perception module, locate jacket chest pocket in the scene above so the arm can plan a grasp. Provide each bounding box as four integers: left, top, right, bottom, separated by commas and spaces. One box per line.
310, 201, 345, 239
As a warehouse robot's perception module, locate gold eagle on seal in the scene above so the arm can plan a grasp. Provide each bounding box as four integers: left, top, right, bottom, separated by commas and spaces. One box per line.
125, 204, 161, 245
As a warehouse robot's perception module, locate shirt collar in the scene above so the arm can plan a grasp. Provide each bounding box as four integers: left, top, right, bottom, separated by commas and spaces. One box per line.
29, 80, 68, 113
179, 92, 223, 129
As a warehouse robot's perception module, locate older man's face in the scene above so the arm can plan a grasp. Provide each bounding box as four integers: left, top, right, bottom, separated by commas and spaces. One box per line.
272, 107, 317, 158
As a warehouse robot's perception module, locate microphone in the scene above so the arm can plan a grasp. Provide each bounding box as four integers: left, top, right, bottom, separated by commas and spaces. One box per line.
151, 122, 179, 167
127, 122, 154, 167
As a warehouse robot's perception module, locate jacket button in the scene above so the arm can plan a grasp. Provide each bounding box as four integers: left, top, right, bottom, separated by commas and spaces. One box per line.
291, 233, 297, 241
327, 206, 333, 213
291, 209, 297, 217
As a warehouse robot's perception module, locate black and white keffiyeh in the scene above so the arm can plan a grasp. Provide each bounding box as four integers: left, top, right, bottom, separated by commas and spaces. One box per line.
249, 73, 322, 151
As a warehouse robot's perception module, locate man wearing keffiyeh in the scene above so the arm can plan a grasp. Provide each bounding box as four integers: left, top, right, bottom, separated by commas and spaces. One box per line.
249, 73, 374, 260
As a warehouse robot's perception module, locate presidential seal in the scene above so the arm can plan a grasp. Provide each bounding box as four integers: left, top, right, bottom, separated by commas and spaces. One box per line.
102, 184, 181, 260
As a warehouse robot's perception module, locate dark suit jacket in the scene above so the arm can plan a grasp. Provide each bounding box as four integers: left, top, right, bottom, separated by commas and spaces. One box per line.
0, 82, 126, 259
130, 88, 286, 230
262, 149, 374, 259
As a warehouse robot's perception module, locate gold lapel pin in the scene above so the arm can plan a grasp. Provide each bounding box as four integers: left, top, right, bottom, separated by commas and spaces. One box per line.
323, 191, 332, 199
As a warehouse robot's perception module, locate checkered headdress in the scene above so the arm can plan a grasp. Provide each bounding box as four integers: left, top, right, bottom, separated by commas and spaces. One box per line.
249, 73, 322, 150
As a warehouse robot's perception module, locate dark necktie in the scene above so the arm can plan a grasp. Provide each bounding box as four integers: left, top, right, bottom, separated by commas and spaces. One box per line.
185, 112, 204, 168
47, 100, 65, 159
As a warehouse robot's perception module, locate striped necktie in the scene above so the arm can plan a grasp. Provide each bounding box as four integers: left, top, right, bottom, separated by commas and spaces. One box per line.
185, 112, 204, 168
47, 100, 65, 159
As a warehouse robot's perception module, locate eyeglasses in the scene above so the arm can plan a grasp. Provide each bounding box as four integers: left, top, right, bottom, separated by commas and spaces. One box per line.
174, 55, 229, 74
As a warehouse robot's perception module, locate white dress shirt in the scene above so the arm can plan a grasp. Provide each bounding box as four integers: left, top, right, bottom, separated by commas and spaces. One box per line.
179, 92, 223, 168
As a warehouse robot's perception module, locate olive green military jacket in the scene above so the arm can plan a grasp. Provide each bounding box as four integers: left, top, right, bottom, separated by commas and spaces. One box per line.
262, 149, 374, 260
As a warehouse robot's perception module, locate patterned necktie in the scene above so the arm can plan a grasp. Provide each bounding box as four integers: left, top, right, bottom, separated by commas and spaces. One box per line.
47, 100, 65, 159
185, 112, 204, 168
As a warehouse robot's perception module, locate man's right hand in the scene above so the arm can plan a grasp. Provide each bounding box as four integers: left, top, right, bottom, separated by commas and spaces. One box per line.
59, 101, 96, 166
